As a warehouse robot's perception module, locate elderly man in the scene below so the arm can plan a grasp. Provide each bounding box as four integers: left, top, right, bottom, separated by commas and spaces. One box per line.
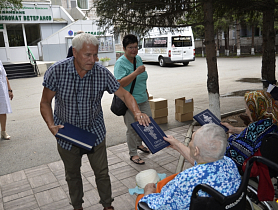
40, 33, 150, 210
136, 124, 241, 210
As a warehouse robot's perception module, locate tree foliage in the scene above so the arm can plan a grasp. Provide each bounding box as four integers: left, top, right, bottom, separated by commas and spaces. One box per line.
95, 0, 204, 35
0, 0, 22, 10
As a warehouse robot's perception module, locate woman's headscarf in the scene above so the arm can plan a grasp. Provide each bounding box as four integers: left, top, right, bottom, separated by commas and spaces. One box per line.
244, 90, 278, 125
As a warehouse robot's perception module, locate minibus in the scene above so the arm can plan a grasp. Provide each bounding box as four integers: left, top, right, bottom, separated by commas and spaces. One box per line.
138, 27, 195, 67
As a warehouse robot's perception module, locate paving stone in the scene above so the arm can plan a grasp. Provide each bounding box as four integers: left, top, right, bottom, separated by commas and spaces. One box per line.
0, 201, 3, 210
81, 155, 89, 164
111, 192, 137, 210
80, 161, 92, 173
110, 165, 138, 180
86, 175, 96, 188
82, 170, 94, 178
0, 171, 26, 187
87, 203, 103, 210
32, 181, 60, 194
108, 172, 117, 183
2, 179, 32, 201
120, 176, 136, 189
111, 180, 128, 197
128, 158, 158, 172
148, 152, 177, 166
25, 165, 52, 179
114, 151, 131, 162
47, 160, 64, 174
3, 195, 38, 210
108, 143, 129, 154
108, 154, 123, 166
163, 160, 179, 174
82, 188, 100, 206
81, 177, 95, 192
169, 125, 189, 134
28, 172, 57, 188
163, 147, 181, 158
108, 161, 129, 170
34, 187, 68, 207
39, 198, 72, 210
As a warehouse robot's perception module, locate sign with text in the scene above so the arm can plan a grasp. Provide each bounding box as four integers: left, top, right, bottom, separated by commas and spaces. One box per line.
0, 4, 53, 23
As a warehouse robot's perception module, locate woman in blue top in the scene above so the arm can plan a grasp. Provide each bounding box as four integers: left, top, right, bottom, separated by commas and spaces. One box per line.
114, 34, 152, 165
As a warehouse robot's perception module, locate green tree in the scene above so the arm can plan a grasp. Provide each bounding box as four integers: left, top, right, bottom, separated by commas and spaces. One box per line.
0, 0, 22, 10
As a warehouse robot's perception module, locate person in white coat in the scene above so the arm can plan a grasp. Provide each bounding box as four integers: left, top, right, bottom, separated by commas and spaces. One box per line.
0, 60, 13, 140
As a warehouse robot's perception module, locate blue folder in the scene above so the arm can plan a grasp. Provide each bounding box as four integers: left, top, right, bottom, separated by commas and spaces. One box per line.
131, 117, 170, 154
55, 123, 97, 150
193, 109, 228, 132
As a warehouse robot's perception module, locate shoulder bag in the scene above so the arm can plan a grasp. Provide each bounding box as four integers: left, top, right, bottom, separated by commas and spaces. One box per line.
110, 58, 137, 116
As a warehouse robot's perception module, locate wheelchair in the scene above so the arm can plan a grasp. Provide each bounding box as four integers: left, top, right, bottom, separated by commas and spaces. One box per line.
138, 132, 278, 210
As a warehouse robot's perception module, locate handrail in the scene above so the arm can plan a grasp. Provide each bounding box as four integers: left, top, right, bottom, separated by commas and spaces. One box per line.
27, 46, 40, 76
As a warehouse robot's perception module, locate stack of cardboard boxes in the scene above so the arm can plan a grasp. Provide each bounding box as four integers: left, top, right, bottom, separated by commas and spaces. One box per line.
175, 97, 194, 122
148, 98, 168, 124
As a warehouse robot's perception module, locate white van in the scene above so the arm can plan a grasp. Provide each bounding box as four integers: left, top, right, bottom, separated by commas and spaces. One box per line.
138, 27, 195, 67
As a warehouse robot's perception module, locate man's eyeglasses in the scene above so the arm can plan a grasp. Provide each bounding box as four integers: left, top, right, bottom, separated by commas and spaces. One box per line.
126, 47, 138, 50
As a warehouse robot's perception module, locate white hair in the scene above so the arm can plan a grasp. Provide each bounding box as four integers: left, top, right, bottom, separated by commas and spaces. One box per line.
193, 124, 227, 160
72, 33, 99, 52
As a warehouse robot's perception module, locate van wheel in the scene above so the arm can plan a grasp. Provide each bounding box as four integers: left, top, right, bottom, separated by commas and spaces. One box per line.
183, 62, 189, 66
159, 57, 166, 67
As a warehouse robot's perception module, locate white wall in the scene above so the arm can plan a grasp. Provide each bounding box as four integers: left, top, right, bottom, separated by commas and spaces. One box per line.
41, 20, 117, 64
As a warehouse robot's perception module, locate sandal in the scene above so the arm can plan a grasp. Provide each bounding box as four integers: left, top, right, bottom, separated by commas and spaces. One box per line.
130, 156, 145, 165
137, 146, 150, 153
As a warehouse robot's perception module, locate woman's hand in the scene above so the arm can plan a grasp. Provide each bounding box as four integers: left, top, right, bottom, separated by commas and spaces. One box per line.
144, 183, 156, 196
135, 112, 150, 126
164, 135, 180, 151
135, 65, 145, 76
8, 91, 13, 100
221, 122, 235, 133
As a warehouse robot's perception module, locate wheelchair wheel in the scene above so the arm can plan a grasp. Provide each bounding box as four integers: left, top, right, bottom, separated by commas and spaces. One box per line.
247, 182, 278, 210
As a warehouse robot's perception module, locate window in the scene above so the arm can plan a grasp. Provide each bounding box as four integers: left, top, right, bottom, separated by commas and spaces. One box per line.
25, 24, 41, 46
144, 37, 168, 48
7, 24, 24, 47
77, 0, 88, 9
172, 36, 192, 47
97, 36, 113, 52
0, 32, 4, 47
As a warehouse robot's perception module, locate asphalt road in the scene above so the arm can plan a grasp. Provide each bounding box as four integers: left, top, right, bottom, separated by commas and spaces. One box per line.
0, 56, 273, 176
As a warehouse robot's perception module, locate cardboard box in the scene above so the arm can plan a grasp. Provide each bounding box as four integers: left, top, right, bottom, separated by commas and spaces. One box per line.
175, 97, 186, 106
151, 108, 168, 118
148, 94, 154, 100
154, 116, 168, 125
149, 98, 167, 110
175, 112, 193, 122
175, 99, 194, 114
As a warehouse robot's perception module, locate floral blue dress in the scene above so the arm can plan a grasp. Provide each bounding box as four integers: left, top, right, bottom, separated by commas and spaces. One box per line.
139, 156, 241, 210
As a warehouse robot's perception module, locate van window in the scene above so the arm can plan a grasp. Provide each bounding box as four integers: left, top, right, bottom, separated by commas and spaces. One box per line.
172, 36, 192, 47
139, 38, 143, 49
144, 37, 168, 48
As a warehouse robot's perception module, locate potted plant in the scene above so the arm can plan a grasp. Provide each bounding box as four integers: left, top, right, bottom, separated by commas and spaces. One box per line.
99, 57, 111, 67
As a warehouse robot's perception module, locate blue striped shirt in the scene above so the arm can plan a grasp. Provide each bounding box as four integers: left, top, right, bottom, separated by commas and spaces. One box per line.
42, 57, 120, 150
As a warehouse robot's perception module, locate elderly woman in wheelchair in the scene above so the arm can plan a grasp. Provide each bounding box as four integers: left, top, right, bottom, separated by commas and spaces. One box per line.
135, 124, 241, 210
222, 90, 278, 169
136, 90, 278, 210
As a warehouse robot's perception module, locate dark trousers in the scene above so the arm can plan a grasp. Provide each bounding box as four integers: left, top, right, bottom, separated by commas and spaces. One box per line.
58, 139, 113, 209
